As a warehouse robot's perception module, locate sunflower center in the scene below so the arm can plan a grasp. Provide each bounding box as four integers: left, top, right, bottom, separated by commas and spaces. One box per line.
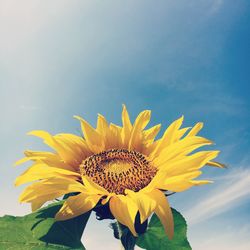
79, 149, 157, 194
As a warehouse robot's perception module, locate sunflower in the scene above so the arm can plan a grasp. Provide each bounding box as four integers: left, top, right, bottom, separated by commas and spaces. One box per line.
15, 105, 224, 239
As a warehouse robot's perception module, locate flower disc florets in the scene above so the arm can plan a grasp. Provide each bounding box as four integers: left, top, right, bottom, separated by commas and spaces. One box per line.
80, 149, 157, 194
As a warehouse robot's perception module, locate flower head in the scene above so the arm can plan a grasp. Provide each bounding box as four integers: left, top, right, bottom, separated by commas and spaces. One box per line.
16, 105, 224, 238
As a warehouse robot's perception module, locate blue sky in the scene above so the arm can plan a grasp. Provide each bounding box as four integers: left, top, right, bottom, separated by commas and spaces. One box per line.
0, 0, 249, 249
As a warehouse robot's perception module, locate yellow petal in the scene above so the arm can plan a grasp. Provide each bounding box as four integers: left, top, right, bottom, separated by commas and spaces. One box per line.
159, 151, 220, 176
81, 176, 109, 195
139, 171, 164, 193
24, 150, 75, 171
96, 114, 112, 147
121, 105, 132, 147
29, 192, 64, 211
28, 130, 57, 147
190, 180, 213, 185
150, 116, 184, 158
15, 163, 80, 186
74, 115, 105, 153
101, 193, 115, 205
142, 139, 160, 156
27, 131, 84, 167
96, 114, 123, 149
153, 136, 213, 166
143, 124, 161, 145
109, 123, 123, 148
175, 127, 191, 141
109, 195, 138, 236
129, 110, 151, 151
29, 191, 71, 211
54, 133, 91, 165
55, 193, 101, 221
28, 130, 70, 162
207, 161, 226, 168
155, 171, 203, 192
126, 189, 156, 224
19, 177, 85, 203
148, 189, 174, 239
15, 157, 32, 166
96, 114, 109, 134
187, 122, 203, 137
31, 200, 48, 211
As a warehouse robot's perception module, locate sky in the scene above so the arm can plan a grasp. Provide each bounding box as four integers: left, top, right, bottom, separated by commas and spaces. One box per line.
0, 0, 249, 249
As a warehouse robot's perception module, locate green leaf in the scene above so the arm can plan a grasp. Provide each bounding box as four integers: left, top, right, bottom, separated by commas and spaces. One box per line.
136, 208, 191, 250
0, 201, 91, 250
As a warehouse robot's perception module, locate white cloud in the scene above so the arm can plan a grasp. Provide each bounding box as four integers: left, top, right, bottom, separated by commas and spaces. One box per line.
185, 168, 250, 225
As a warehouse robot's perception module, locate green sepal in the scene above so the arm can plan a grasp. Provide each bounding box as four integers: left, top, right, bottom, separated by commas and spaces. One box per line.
121, 227, 136, 250
109, 222, 120, 240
